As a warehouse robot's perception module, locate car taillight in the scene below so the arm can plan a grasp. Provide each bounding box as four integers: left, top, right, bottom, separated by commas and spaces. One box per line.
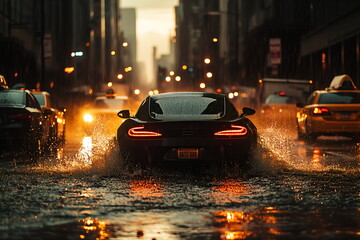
128, 126, 162, 137
214, 124, 248, 136
313, 107, 330, 115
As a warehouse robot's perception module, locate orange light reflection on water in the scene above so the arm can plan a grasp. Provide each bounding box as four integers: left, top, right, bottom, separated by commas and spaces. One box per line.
211, 179, 248, 204
79, 217, 110, 240
212, 207, 283, 239
129, 179, 165, 199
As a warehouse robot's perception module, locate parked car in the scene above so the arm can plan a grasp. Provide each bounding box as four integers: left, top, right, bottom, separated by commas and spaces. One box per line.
296, 75, 360, 142
32, 91, 66, 145
82, 94, 129, 136
0, 88, 50, 156
116, 92, 258, 168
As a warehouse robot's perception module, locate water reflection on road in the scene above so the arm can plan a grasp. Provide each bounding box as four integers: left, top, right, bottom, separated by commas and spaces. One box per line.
0, 121, 359, 239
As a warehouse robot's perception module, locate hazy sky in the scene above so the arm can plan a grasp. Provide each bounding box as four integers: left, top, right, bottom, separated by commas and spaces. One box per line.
122, 0, 179, 86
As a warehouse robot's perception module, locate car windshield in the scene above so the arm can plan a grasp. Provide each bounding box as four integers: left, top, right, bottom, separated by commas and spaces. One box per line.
149, 95, 225, 120
265, 95, 298, 104
0, 91, 25, 107
33, 94, 45, 106
93, 98, 126, 109
318, 92, 360, 104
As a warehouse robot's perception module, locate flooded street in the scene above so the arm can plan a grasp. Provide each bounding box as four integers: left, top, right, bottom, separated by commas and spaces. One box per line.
0, 122, 359, 240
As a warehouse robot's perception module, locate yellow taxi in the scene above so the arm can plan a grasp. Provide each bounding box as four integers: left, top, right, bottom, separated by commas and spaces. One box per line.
296, 75, 360, 142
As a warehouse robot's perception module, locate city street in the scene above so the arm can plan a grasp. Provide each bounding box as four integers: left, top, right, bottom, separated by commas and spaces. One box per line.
0, 121, 359, 240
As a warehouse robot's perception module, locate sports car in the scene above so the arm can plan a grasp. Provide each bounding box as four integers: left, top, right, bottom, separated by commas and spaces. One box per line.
116, 92, 257, 168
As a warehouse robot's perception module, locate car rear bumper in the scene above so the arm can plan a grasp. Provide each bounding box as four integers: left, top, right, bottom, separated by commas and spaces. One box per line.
308, 117, 360, 135
120, 135, 254, 163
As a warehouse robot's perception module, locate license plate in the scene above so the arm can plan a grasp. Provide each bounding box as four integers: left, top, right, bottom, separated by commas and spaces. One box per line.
177, 148, 199, 159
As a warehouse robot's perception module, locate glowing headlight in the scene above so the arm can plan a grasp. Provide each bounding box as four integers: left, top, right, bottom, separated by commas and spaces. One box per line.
83, 114, 93, 122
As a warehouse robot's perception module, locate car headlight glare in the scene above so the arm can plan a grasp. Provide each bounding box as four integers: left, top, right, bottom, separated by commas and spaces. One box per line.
84, 114, 93, 122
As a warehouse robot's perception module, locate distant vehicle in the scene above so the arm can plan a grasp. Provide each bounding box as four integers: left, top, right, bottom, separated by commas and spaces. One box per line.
256, 78, 313, 126
82, 93, 129, 136
296, 75, 360, 142
0, 75, 8, 89
0, 88, 50, 156
32, 91, 66, 146
260, 92, 300, 122
116, 92, 258, 168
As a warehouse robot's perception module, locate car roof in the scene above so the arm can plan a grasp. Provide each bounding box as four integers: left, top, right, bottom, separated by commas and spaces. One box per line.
150, 92, 225, 100
315, 89, 360, 94
32, 91, 50, 95
0, 88, 28, 93
95, 95, 128, 100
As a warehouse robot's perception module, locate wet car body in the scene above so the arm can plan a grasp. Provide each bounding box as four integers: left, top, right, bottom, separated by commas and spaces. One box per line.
117, 92, 257, 168
296, 75, 360, 142
0, 88, 48, 155
82, 94, 129, 136
32, 91, 66, 145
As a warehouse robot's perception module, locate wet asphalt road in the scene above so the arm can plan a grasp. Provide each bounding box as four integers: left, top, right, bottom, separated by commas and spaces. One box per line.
0, 123, 359, 240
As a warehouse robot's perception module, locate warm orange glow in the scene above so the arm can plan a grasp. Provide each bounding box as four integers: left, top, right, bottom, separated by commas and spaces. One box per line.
169, 71, 175, 76
110, 50, 116, 55
206, 72, 213, 78
258, 79, 263, 84
200, 82, 206, 89
64, 67, 75, 74
79, 218, 110, 239
182, 65, 188, 70
128, 126, 162, 137
204, 58, 211, 64
212, 37, 218, 42
117, 74, 123, 79
313, 107, 329, 115
122, 42, 128, 47
214, 125, 247, 136
130, 179, 165, 198
14, 72, 18, 77
134, 89, 140, 95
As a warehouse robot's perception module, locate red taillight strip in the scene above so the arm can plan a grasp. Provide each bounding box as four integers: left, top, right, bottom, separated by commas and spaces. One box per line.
214, 124, 248, 136
9, 114, 32, 119
313, 107, 330, 115
128, 126, 162, 137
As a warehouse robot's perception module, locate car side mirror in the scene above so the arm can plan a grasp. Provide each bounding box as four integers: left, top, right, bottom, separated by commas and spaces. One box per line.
240, 107, 256, 117
296, 103, 304, 108
118, 110, 130, 118
43, 109, 53, 116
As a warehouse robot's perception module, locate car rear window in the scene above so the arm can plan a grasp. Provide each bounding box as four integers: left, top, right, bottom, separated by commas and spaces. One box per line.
93, 98, 126, 109
265, 95, 298, 104
149, 95, 225, 120
33, 94, 45, 106
318, 92, 360, 104
0, 91, 25, 107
